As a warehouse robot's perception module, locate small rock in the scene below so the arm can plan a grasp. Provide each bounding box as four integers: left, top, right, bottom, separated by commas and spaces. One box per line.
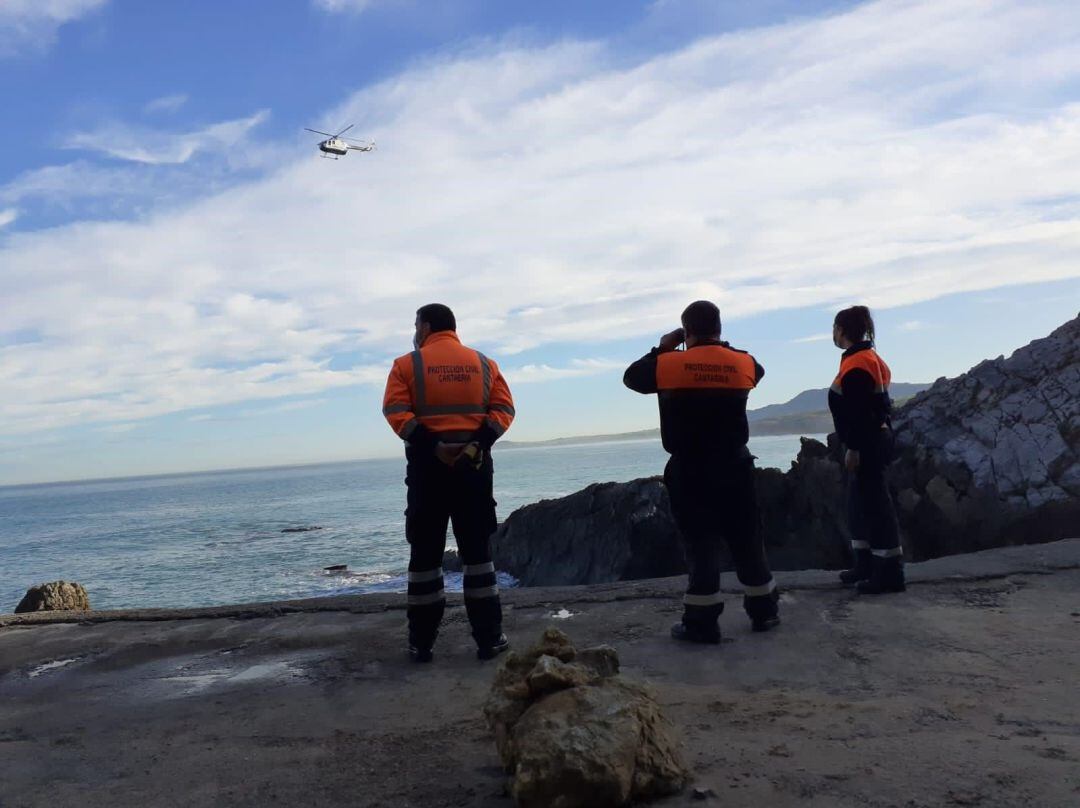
15, 581, 91, 614
525, 655, 595, 696
441, 548, 463, 572
692, 786, 717, 800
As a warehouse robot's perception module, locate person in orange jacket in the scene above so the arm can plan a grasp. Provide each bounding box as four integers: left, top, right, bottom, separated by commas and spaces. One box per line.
624, 300, 780, 643
382, 303, 516, 662
828, 305, 905, 594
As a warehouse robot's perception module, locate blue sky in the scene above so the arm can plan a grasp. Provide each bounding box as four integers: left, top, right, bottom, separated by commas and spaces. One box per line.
1, 0, 1078, 485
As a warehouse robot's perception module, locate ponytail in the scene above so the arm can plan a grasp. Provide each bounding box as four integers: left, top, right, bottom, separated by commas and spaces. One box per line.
834, 305, 875, 344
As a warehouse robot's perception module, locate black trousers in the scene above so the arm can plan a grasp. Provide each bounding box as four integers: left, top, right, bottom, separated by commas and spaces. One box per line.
664, 455, 778, 628
404, 451, 502, 649
846, 430, 902, 559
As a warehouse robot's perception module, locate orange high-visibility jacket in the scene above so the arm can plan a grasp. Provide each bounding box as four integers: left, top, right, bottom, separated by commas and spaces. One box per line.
827, 343, 892, 451
831, 347, 891, 395
382, 331, 515, 449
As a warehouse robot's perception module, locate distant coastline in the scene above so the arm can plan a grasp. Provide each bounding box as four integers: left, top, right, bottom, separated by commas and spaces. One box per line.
497, 411, 833, 449
500, 382, 930, 449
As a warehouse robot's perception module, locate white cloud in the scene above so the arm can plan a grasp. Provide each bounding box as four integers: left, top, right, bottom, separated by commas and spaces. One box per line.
144, 93, 189, 114
0, 208, 17, 229
64, 110, 270, 165
791, 333, 832, 344
312, 0, 379, 13
3, 0, 1080, 437
240, 399, 328, 417
94, 422, 137, 434
0, 0, 106, 56
505, 359, 626, 385
897, 320, 929, 331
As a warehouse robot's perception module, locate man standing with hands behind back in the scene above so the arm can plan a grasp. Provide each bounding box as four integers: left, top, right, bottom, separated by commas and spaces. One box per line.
382, 304, 516, 663
624, 300, 780, 644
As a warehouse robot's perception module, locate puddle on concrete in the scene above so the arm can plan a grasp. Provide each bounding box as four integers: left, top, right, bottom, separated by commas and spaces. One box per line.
158, 660, 305, 695
27, 657, 82, 678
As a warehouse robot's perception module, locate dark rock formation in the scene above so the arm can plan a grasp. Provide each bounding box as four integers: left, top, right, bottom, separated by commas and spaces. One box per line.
490, 438, 850, 586
484, 628, 686, 807
15, 581, 91, 614
890, 313, 1079, 559
490, 478, 684, 586
441, 548, 463, 572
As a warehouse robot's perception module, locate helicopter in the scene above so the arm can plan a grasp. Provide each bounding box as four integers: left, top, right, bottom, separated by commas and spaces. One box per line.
304, 124, 376, 159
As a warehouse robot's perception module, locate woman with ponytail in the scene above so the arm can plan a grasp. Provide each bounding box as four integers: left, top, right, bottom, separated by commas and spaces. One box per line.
828, 306, 905, 594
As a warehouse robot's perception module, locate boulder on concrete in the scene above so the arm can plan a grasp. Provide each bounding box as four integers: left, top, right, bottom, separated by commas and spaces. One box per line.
15, 581, 90, 614
485, 628, 686, 808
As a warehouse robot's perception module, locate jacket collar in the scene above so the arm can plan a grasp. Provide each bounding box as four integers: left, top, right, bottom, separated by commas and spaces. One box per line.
422, 330, 461, 348
842, 340, 874, 358
687, 338, 726, 349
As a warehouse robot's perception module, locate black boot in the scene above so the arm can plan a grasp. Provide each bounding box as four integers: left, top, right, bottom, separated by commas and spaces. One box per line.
477, 633, 510, 661
408, 643, 434, 663
670, 622, 721, 644
856, 555, 905, 594
839, 549, 872, 585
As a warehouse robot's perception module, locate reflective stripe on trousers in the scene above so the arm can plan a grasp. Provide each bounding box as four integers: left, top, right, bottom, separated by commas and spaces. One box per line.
463, 561, 499, 600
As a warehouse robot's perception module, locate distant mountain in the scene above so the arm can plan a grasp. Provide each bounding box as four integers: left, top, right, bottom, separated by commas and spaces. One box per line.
747, 382, 930, 422
499, 382, 931, 449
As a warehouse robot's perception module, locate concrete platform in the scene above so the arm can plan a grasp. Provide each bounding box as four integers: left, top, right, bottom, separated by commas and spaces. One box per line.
2, 540, 1079, 807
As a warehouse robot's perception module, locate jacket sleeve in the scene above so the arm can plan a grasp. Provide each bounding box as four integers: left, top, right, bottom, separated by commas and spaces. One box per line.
839, 367, 876, 451
474, 357, 515, 450
753, 358, 765, 386
623, 348, 660, 394
382, 358, 438, 454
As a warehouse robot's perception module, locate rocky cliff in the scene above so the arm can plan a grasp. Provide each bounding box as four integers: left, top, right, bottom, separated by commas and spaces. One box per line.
890, 313, 1079, 559
491, 315, 1079, 586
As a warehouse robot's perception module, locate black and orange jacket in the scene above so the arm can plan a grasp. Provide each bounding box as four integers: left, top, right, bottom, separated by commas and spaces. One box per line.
382, 331, 515, 455
623, 340, 764, 458
827, 341, 892, 451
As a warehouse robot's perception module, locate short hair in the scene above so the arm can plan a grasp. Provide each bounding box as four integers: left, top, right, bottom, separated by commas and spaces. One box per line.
416, 303, 456, 333
681, 300, 721, 337
834, 305, 875, 343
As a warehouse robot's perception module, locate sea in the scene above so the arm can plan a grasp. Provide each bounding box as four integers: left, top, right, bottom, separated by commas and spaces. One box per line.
0, 435, 821, 612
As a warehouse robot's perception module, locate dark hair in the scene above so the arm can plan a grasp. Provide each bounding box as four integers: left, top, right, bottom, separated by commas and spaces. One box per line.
681, 300, 721, 337
834, 305, 875, 343
416, 303, 456, 333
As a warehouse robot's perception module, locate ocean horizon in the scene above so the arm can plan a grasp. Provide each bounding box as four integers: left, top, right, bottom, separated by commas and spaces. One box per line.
1, 434, 823, 613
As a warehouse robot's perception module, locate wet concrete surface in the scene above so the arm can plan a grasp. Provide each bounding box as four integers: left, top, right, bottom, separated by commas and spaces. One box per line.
1, 540, 1079, 807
